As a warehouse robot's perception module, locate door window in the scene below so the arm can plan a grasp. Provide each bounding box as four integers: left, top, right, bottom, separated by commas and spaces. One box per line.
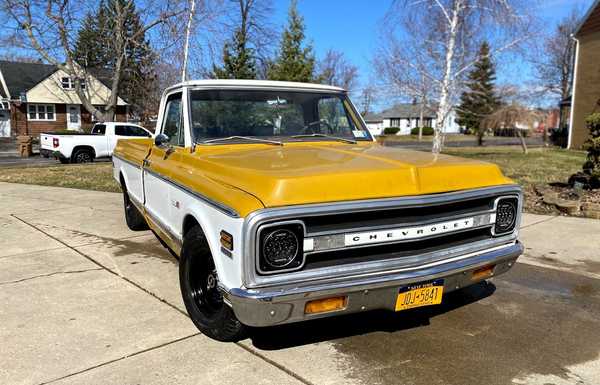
69, 106, 79, 123
126, 125, 150, 137
162, 93, 184, 146
91, 124, 106, 135
114, 125, 126, 136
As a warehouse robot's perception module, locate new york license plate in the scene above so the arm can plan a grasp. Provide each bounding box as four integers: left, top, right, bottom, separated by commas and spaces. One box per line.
395, 280, 444, 311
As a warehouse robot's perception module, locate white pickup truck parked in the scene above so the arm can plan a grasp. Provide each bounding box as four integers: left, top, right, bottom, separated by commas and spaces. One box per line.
40, 122, 152, 163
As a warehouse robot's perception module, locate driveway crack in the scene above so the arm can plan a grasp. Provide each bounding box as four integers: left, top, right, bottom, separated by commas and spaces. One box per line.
38, 333, 201, 385
0, 268, 102, 286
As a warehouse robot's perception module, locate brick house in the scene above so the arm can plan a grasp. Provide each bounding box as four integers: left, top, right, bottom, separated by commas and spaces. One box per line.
0, 60, 127, 138
569, 0, 600, 149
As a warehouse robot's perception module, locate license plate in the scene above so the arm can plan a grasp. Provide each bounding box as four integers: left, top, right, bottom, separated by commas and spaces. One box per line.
395, 280, 444, 311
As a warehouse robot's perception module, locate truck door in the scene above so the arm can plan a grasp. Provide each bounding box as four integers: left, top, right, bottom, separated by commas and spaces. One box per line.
90, 124, 110, 158
142, 92, 184, 242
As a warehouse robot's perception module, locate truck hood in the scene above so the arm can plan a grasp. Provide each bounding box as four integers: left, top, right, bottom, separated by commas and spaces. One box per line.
193, 142, 513, 208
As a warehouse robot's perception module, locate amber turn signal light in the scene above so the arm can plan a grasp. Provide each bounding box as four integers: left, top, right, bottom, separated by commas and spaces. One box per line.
220, 230, 233, 251
304, 296, 346, 314
472, 265, 495, 281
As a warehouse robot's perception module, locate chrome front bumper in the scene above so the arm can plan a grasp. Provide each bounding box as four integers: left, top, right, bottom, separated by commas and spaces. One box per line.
224, 241, 523, 327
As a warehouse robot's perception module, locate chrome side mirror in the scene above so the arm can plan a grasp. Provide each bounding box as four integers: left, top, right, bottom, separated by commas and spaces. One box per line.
154, 133, 169, 147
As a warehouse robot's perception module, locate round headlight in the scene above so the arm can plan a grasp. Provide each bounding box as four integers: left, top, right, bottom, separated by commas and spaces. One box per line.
262, 229, 299, 268
495, 199, 517, 234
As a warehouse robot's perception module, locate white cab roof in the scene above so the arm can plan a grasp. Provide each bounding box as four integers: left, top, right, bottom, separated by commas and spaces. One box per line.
164, 79, 345, 95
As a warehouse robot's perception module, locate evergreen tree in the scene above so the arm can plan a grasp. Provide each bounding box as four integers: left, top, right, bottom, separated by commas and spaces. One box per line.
456, 41, 501, 145
72, 0, 156, 118
212, 28, 257, 79
73, 1, 110, 68
267, 0, 315, 82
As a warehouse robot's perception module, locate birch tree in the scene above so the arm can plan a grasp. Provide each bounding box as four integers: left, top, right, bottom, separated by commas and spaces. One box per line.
378, 0, 534, 153
1, 0, 187, 121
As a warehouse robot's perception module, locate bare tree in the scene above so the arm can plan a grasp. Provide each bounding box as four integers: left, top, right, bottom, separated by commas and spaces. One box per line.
317, 49, 359, 92
533, 8, 581, 102
483, 103, 542, 154
357, 85, 377, 116
378, 0, 535, 153
1, 0, 186, 121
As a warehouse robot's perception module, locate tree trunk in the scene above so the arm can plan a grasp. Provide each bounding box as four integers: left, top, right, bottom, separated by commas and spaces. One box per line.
418, 101, 424, 141
516, 129, 528, 154
182, 0, 196, 82
432, 0, 462, 154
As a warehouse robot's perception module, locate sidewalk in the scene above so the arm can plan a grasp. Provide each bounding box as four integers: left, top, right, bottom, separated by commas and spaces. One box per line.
1, 182, 599, 385
0, 139, 40, 158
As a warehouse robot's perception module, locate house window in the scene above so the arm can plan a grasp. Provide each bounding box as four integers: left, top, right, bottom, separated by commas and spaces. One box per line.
390, 118, 401, 127
61, 77, 86, 90
28, 104, 55, 121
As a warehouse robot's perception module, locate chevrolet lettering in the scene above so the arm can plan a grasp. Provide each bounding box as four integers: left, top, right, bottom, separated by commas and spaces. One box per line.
112, 80, 523, 342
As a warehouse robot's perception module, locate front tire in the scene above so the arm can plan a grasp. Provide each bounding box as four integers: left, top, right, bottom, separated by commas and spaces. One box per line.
180, 225, 246, 342
122, 189, 149, 231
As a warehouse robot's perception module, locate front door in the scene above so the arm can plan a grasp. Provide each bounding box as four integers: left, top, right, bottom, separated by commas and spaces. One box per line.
143, 92, 184, 247
0, 109, 10, 137
67, 105, 81, 130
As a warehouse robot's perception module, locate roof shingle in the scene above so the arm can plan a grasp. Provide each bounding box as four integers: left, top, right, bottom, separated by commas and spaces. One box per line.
364, 103, 436, 122
0, 60, 57, 99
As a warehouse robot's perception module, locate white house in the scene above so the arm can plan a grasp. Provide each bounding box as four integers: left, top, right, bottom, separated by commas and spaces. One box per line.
363, 103, 462, 136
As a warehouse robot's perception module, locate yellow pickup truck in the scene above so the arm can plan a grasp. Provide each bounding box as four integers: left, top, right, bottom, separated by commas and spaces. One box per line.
112, 80, 523, 341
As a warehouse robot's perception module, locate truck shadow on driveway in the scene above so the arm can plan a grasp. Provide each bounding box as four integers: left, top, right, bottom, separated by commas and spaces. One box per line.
248, 280, 495, 350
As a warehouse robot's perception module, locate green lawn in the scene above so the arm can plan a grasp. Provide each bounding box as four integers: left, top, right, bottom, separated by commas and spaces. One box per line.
0, 162, 120, 192
443, 146, 585, 191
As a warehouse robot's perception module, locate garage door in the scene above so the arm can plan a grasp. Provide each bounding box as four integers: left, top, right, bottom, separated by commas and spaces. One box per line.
0, 109, 10, 137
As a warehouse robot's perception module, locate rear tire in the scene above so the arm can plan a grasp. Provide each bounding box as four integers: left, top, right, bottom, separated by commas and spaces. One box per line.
122, 189, 149, 231
72, 148, 93, 163
180, 225, 246, 342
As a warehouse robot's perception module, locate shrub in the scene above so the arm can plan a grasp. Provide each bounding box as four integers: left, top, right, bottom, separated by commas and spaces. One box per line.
550, 125, 569, 148
583, 113, 600, 176
383, 127, 400, 135
410, 127, 434, 136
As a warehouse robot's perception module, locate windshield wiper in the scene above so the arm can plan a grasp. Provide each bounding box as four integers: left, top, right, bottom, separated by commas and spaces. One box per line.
200, 136, 283, 146
291, 133, 357, 144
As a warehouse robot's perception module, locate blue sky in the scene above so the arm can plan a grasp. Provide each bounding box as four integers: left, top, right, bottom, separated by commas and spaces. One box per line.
271, 0, 596, 106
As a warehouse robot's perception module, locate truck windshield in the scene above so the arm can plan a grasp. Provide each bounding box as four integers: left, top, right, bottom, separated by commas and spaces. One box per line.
189, 89, 370, 143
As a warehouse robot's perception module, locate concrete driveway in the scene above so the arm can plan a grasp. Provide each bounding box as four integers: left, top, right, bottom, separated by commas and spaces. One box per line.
1, 182, 599, 385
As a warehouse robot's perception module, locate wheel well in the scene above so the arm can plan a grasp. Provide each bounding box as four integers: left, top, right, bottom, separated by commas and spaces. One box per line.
72, 145, 95, 158
182, 215, 201, 238
119, 172, 126, 191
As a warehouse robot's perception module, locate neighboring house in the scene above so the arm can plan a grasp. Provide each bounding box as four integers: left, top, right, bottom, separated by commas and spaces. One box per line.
363, 103, 462, 136
0, 60, 127, 138
569, 0, 600, 149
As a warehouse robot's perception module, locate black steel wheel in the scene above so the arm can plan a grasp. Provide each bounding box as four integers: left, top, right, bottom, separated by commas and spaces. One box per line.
180, 225, 246, 342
